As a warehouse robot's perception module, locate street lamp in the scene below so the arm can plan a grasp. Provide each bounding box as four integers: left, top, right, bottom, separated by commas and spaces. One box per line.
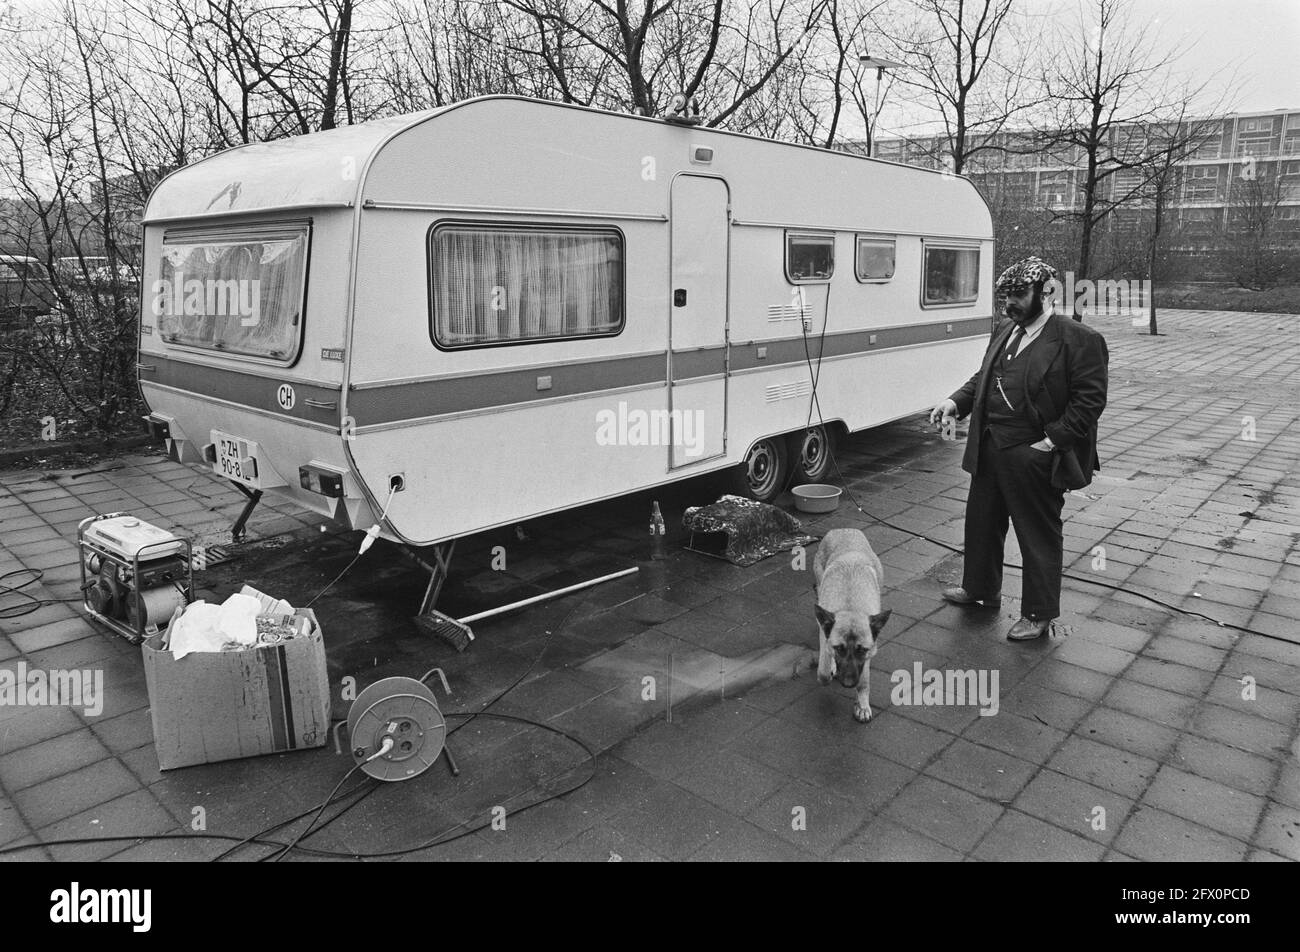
857, 52, 905, 157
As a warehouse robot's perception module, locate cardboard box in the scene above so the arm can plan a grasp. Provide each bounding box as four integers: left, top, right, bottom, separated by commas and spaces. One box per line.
142, 609, 331, 770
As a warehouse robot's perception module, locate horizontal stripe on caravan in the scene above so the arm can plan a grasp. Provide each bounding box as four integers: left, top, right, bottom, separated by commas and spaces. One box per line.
349, 316, 991, 426
669, 314, 991, 381
139, 355, 342, 423
730, 314, 991, 373
140, 380, 342, 434
140, 316, 991, 427
349, 353, 666, 425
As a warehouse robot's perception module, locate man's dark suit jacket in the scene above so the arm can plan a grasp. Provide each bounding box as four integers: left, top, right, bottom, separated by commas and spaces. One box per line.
948, 311, 1109, 485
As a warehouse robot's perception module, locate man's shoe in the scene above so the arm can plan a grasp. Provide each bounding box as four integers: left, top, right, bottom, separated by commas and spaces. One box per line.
941, 586, 1001, 609
1006, 617, 1052, 641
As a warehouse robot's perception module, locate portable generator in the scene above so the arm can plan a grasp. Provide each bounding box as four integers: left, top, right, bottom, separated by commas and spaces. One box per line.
78, 513, 195, 644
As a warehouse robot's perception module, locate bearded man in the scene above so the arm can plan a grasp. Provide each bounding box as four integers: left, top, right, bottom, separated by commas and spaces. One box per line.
929, 257, 1109, 640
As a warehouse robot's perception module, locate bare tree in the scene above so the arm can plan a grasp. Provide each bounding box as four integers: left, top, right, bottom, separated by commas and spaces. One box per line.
498, 0, 725, 116
707, 0, 834, 130
872, 0, 1040, 174
437, 0, 842, 140
1037, 0, 1221, 283
783, 0, 887, 149
1223, 159, 1291, 291
375, 0, 541, 110
0, 2, 144, 440
1133, 108, 1219, 335
120, 0, 384, 147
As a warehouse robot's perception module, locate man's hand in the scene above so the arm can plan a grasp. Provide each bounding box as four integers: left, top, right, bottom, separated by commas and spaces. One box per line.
929, 398, 958, 428
1029, 438, 1053, 452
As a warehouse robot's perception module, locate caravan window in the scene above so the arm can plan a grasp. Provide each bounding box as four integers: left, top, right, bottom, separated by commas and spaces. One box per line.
786, 233, 834, 283
855, 237, 896, 282
922, 245, 979, 306
155, 225, 309, 362
430, 224, 624, 349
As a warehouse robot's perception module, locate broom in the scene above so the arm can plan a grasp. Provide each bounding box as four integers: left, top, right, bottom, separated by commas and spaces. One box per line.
417, 566, 639, 650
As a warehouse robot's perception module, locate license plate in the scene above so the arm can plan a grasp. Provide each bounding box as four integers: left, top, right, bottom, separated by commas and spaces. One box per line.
212, 431, 260, 487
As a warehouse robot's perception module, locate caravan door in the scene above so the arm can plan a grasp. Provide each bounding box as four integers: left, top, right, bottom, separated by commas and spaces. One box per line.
668, 174, 729, 468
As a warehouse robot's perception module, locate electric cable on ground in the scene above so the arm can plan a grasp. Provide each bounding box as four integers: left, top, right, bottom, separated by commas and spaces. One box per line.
303, 483, 397, 609
210, 578, 600, 861
0, 567, 88, 619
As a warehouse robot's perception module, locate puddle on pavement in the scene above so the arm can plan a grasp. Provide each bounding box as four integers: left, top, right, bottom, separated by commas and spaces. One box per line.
578, 641, 809, 702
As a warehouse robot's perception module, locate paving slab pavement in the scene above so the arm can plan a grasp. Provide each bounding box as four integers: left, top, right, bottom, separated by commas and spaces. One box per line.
0, 307, 1297, 862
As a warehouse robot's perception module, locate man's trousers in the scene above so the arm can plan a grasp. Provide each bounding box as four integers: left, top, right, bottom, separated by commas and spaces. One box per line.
961, 434, 1066, 620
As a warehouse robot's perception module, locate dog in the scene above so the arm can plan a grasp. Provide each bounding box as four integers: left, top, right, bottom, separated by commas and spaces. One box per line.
813, 528, 892, 722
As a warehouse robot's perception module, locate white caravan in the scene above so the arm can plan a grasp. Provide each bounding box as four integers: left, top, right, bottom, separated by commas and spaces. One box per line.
139, 95, 994, 555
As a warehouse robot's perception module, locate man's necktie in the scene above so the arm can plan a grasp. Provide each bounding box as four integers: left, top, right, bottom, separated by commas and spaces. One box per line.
1004, 326, 1026, 361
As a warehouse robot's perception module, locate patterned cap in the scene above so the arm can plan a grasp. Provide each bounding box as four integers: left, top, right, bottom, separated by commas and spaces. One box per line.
995, 256, 1058, 290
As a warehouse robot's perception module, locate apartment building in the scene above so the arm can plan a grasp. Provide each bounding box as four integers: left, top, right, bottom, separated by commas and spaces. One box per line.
867, 109, 1300, 249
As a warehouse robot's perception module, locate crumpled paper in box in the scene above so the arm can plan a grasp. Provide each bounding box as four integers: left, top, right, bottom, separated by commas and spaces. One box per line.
167, 592, 262, 659
238, 584, 294, 616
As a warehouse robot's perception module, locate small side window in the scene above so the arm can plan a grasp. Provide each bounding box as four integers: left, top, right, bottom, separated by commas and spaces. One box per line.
855, 237, 896, 282
786, 233, 834, 283
923, 245, 979, 306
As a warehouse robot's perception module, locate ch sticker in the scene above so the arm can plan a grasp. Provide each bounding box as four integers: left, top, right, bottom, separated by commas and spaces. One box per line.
277, 384, 296, 411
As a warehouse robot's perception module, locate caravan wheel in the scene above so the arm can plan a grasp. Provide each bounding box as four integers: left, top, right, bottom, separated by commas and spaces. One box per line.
730, 437, 790, 503
789, 425, 837, 484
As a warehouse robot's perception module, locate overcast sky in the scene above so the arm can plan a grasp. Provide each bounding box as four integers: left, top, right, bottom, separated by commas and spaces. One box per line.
1116, 0, 1299, 113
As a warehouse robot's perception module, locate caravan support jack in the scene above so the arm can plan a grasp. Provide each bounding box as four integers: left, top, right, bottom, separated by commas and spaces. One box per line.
402, 541, 472, 650
410, 539, 457, 619
230, 482, 263, 543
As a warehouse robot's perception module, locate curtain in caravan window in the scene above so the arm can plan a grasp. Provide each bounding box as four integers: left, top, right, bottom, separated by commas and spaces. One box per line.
156, 228, 308, 361
923, 247, 979, 305
432, 226, 623, 347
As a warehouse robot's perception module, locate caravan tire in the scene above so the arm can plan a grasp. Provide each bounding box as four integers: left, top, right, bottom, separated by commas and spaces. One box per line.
730, 436, 790, 503
788, 425, 837, 484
